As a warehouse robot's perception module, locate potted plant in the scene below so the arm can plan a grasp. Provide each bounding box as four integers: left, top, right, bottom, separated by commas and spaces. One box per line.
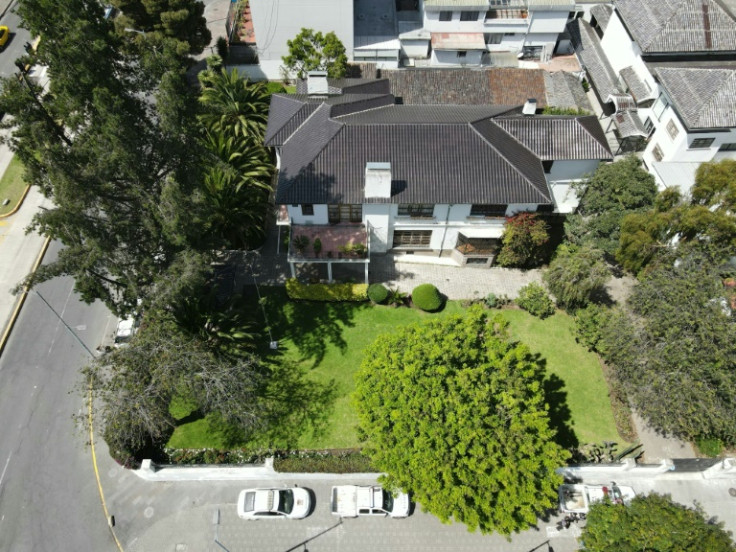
293, 235, 309, 255
313, 237, 322, 257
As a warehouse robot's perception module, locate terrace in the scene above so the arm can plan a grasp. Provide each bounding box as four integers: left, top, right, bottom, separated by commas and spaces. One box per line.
288, 224, 370, 284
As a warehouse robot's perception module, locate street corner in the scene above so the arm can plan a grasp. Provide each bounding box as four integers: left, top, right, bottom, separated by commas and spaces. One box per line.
123, 504, 218, 552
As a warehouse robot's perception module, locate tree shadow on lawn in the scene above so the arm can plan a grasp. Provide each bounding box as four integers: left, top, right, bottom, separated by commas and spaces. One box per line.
243, 285, 362, 368
544, 372, 578, 451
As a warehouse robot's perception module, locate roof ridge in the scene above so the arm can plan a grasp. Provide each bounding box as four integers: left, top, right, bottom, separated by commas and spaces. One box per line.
641, 0, 682, 51
470, 120, 551, 202
697, 69, 736, 126
575, 116, 613, 156
659, 66, 731, 127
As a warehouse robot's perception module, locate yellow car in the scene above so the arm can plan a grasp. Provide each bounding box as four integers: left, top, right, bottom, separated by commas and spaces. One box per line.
0, 26, 9, 49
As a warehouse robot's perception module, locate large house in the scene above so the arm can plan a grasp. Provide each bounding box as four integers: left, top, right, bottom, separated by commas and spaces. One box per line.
569, 0, 736, 192
265, 74, 611, 280
246, 0, 584, 80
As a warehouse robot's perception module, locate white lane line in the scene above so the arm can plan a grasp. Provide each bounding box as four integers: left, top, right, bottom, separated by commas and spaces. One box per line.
0, 454, 11, 489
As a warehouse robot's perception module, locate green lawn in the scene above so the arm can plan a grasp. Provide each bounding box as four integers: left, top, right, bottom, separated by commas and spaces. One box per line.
167, 289, 623, 450
0, 156, 28, 216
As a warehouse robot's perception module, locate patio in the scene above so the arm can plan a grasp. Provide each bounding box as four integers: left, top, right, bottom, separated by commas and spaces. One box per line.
287, 224, 370, 284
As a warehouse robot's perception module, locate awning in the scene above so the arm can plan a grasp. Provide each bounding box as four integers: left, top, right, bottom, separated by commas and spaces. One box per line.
459, 227, 505, 239
431, 32, 486, 51
606, 93, 636, 112
611, 110, 648, 138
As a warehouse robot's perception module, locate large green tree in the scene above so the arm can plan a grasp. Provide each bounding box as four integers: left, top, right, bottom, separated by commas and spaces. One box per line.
617, 159, 736, 274
567, 155, 657, 256
544, 244, 609, 309
581, 493, 735, 552
600, 246, 736, 445
353, 306, 569, 536
1, 0, 206, 315
496, 212, 550, 268
282, 28, 348, 79
112, 0, 211, 56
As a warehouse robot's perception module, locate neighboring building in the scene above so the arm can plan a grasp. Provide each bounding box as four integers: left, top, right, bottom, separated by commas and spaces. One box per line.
569, 0, 736, 193
264, 75, 611, 278
246, 0, 584, 79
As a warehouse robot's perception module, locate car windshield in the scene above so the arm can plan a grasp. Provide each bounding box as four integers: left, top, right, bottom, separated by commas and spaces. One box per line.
243, 492, 256, 512
278, 490, 294, 514
382, 489, 394, 512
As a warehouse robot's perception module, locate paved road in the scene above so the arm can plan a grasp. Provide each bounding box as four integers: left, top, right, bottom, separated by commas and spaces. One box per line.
0, 241, 119, 552
0, 2, 32, 79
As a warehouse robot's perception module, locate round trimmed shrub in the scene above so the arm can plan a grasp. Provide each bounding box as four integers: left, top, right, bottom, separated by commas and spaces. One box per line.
411, 283, 443, 312
516, 282, 555, 319
367, 283, 389, 304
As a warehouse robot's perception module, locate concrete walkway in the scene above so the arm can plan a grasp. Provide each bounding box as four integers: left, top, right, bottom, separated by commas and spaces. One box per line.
631, 410, 696, 462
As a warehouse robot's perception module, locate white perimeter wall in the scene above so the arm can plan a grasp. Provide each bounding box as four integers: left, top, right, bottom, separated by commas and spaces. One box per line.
249, 0, 354, 80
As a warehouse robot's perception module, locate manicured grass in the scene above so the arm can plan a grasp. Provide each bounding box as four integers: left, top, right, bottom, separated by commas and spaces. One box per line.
167, 290, 624, 451
0, 156, 28, 216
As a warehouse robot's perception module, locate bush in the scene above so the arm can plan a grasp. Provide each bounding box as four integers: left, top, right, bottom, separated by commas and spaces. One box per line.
367, 283, 389, 304
544, 244, 610, 310
273, 449, 375, 473
285, 278, 368, 301
484, 293, 509, 309
216, 36, 229, 60
516, 283, 555, 319
164, 448, 272, 465
695, 437, 723, 457
496, 213, 550, 268
574, 303, 611, 352
411, 283, 443, 312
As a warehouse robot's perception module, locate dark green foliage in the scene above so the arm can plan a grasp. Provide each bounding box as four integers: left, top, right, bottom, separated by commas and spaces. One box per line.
695, 437, 724, 457
516, 283, 555, 319
601, 247, 736, 445
285, 279, 368, 301
484, 293, 509, 308
386, 287, 408, 307
541, 106, 590, 115
165, 447, 272, 465
411, 283, 443, 312
573, 303, 611, 353
496, 213, 550, 267
293, 235, 309, 253
216, 36, 228, 60
354, 307, 570, 535
367, 283, 389, 304
581, 493, 736, 552
543, 244, 609, 309
273, 449, 375, 473
282, 28, 348, 78
312, 237, 322, 257
568, 156, 657, 257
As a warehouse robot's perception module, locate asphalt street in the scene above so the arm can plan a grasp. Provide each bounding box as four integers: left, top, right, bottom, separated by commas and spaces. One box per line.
0, 2, 31, 80
0, 240, 119, 552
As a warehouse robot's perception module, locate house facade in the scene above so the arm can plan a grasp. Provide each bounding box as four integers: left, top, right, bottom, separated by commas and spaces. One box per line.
265, 76, 611, 279
569, 0, 736, 193
246, 0, 581, 80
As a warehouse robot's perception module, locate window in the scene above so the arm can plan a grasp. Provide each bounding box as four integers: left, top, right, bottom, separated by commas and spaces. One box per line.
651, 143, 664, 162
643, 117, 654, 135
470, 204, 507, 217
393, 230, 432, 248
398, 204, 434, 218
652, 93, 669, 121
666, 119, 679, 140
542, 160, 554, 173
486, 33, 503, 44
719, 142, 736, 151
457, 51, 467, 59
328, 204, 362, 223
439, 11, 452, 21
690, 137, 715, 149
301, 204, 314, 216
460, 11, 478, 21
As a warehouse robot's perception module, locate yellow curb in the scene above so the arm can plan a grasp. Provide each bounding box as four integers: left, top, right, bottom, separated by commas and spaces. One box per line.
0, 185, 31, 219
88, 383, 125, 552
0, 234, 50, 357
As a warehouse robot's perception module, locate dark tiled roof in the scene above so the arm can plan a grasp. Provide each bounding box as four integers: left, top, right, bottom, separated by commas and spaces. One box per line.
589, 4, 612, 32
487, 68, 549, 107
654, 67, 736, 129
265, 93, 394, 146
493, 116, 613, 160
615, 0, 736, 54
619, 66, 654, 102
335, 105, 516, 124
383, 68, 496, 104
543, 71, 593, 111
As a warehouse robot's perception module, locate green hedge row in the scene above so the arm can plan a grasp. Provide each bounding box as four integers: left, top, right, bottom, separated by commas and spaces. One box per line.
273, 449, 375, 473
164, 448, 272, 465
286, 278, 368, 301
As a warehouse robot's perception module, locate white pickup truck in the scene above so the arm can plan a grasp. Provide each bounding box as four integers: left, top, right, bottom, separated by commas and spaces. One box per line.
559, 482, 636, 514
330, 485, 410, 518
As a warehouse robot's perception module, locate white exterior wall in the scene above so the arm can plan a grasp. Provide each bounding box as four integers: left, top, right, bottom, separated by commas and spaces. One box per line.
364, 204, 391, 253
527, 11, 569, 34
423, 10, 484, 33
287, 204, 329, 225
249, 0, 354, 80
546, 159, 600, 213
401, 39, 431, 58
431, 49, 484, 66
599, 10, 657, 94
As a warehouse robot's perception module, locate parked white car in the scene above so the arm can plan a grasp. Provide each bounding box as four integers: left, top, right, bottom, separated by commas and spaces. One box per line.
331, 485, 410, 518
559, 482, 636, 514
113, 316, 139, 347
237, 487, 311, 520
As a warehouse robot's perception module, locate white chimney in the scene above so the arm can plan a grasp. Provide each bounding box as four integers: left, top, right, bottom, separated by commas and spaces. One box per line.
307, 70, 329, 95
522, 98, 537, 115
364, 162, 392, 199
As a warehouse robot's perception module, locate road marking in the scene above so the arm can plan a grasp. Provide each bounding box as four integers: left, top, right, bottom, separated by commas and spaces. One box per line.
0, 454, 11, 489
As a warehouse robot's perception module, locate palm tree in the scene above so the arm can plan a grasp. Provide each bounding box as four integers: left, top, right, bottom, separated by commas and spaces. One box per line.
198, 68, 270, 142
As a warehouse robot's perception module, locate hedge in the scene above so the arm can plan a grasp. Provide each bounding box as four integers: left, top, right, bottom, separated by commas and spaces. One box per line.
367, 283, 389, 304
273, 449, 375, 473
285, 278, 368, 301
411, 283, 443, 312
